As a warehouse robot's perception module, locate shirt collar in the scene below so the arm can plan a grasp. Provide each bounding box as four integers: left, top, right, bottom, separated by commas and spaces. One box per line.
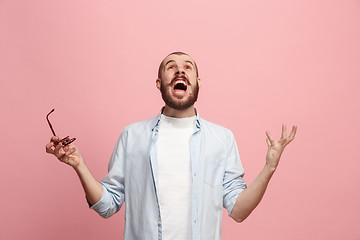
152, 107, 201, 132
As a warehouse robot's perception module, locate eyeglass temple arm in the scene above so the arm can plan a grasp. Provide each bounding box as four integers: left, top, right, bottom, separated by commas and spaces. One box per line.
46, 109, 57, 136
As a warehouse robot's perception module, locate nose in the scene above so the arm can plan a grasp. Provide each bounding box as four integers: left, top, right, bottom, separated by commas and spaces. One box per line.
176, 69, 185, 75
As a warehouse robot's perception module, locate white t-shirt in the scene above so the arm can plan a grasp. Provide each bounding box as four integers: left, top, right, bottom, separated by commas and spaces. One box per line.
157, 114, 196, 240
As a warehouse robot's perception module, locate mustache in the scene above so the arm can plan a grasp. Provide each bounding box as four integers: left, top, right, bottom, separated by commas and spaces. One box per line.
171, 75, 190, 85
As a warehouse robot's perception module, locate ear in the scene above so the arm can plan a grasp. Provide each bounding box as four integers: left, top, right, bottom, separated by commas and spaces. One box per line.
197, 77, 201, 88
156, 78, 161, 90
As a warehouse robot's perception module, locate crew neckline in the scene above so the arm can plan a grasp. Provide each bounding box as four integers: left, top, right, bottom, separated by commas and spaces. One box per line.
160, 114, 196, 129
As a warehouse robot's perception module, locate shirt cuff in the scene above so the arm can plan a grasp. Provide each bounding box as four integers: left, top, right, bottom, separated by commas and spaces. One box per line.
225, 187, 246, 216
88, 184, 108, 211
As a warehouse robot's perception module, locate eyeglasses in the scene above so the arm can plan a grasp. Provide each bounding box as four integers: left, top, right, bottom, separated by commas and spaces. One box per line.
46, 109, 76, 146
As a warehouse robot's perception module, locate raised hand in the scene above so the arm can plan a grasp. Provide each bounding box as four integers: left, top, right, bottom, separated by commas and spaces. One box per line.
265, 125, 297, 171
46, 136, 84, 168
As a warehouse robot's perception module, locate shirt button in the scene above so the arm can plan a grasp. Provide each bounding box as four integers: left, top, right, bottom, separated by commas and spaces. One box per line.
194, 173, 197, 177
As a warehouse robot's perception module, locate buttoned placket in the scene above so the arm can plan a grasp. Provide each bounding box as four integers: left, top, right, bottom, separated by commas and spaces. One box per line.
190, 119, 201, 239
150, 116, 162, 239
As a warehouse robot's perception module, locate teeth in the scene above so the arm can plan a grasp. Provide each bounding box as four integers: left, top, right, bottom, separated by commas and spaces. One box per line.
175, 80, 186, 85
173, 79, 187, 91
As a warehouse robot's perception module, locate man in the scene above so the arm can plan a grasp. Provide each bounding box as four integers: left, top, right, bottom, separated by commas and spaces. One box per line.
46, 52, 297, 240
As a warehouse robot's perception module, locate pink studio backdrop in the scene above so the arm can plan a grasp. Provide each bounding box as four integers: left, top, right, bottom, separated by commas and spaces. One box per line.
1, 0, 359, 239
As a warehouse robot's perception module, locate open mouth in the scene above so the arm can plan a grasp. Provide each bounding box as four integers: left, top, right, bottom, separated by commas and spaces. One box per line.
173, 80, 187, 92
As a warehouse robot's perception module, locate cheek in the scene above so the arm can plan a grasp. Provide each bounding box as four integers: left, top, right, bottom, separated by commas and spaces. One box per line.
189, 76, 198, 85
187, 71, 197, 79
162, 74, 173, 84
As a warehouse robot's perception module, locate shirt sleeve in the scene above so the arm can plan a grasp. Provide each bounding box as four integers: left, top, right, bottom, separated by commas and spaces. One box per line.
89, 130, 127, 218
222, 130, 247, 215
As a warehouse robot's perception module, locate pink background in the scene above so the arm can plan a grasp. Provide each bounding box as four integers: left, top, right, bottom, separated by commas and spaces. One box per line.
1, 0, 359, 239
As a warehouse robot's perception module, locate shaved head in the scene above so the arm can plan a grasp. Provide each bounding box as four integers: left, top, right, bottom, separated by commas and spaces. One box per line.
158, 52, 199, 78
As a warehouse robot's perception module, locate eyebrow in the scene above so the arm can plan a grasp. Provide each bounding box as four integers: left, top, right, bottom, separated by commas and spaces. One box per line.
164, 60, 194, 68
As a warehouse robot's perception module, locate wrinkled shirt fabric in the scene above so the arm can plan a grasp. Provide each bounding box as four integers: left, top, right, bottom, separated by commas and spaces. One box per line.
90, 111, 247, 240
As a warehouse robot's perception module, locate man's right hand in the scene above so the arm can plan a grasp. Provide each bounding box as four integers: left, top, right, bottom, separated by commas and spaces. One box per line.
46, 136, 84, 169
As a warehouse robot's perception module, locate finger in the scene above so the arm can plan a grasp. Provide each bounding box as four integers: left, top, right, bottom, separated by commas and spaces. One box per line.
281, 124, 287, 139
51, 136, 61, 143
59, 153, 70, 164
50, 136, 61, 149
266, 131, 274, 143
60, 147, 76, 163
288, 125, 297, 140
53, 141, 64, 159
65, 148, 76, 157
46, 142, 55, 154
285, 125, 297, 144
266, 137, 271, 147
63, 143, 77, 152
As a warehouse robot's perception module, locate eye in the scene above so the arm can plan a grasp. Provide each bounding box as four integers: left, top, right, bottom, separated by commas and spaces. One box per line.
185, 65, 192, 70
167, 65, 175, 70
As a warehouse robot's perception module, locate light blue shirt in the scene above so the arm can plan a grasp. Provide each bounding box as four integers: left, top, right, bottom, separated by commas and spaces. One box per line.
90, 110, 247, 240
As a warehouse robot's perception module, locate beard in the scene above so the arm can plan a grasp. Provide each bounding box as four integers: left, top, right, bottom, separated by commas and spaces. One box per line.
160, 79, 199, 111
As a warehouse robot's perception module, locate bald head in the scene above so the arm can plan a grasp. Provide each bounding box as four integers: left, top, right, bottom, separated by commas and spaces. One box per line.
158, 52, 199, 78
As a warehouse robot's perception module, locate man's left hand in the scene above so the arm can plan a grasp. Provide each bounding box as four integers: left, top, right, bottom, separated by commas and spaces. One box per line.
265, 125, 297, 171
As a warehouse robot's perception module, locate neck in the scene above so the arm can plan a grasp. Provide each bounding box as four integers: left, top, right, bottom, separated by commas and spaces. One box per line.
162, 105, 196, 118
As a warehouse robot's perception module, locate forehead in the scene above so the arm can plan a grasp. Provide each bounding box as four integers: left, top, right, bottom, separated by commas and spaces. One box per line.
162, 54, 195, 66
